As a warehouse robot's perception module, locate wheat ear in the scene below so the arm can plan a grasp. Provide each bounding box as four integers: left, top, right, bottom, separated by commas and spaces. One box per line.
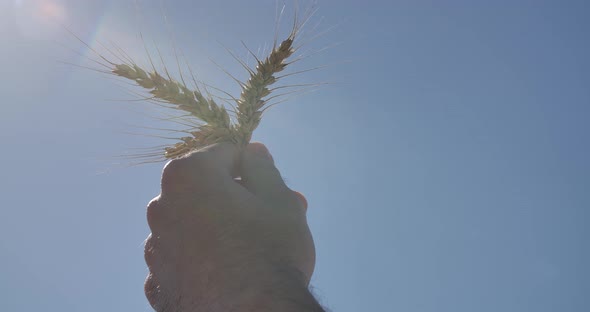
109, 29, 298, 159
233, 32, 296, 145
111, 63, 234, 158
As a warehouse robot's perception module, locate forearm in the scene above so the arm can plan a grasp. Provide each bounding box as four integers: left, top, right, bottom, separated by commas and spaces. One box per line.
234, 278, 325, 312
257, 288, 325, 312
213, 264, 324, 312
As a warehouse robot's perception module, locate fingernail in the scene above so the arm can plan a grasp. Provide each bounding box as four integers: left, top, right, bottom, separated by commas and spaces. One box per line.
293, 191, 308, 210
247, 142, 274, 162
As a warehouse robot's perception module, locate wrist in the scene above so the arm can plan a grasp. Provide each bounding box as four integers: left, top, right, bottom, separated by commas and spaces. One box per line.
231, 267, 324, 312
202, 263, 322, 312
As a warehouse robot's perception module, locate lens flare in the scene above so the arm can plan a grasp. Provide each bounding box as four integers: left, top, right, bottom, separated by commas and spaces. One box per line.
36, 0, 66, 22
14, 0, 68, 39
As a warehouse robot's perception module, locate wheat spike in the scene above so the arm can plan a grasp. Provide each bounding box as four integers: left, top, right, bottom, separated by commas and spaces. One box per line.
233, 34, 296, 145
108, 31, 298, 159
111, 63, 235, 158
82, 4, 313, 161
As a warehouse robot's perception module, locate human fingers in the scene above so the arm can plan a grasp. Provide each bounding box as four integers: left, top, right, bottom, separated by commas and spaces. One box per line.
240, 143, 306, 210
144, 272, 172, 312
160, 142, 240, 196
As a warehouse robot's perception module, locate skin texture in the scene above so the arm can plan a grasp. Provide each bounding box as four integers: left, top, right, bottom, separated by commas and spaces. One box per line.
143, 142, 324, 311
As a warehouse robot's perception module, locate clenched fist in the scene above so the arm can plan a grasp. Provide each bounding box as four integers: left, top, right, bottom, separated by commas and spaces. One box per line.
143, 142, 323, 311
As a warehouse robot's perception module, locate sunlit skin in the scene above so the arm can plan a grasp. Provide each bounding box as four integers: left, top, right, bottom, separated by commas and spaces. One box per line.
144, 142, 325, 311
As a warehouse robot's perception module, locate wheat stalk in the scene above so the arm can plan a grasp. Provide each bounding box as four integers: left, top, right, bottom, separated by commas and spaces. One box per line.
111, 63, 235, 158
233, 33, 296, 145
62, 2, 322, 163
104, 23, 299, 160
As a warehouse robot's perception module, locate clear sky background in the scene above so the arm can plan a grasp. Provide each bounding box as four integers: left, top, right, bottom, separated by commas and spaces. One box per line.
1, 0, 588, 311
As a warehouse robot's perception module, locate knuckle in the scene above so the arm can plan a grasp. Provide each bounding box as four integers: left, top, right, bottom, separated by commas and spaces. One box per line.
265, 187, 303, 211
266, 163, 284, 180
283, 189, 305, 210
146, 197, 163, 231
160, 152, 217, 194
144, 234, 156, 267
145, 273, 175, 312
160, 158, 190, 194
144, 274, 163, 310
147, 196, 185, 232
264, 186, 307, 215
292, 191, 308, 212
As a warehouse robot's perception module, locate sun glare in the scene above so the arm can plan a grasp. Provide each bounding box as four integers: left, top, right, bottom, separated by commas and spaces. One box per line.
14, 0, 68, 39
36, 0, 66, 21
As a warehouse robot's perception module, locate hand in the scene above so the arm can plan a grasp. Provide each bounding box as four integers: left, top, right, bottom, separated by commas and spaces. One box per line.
143, 142, 322, 311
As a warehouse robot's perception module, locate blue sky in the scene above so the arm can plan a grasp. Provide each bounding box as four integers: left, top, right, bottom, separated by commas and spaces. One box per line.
1, 1, 588, 311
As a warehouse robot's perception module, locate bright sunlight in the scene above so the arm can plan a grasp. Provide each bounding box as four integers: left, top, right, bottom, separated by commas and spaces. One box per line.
14, 0, 67, 39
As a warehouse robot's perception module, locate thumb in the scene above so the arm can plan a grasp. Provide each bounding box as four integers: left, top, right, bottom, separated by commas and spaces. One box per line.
240, 143, 290, 200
